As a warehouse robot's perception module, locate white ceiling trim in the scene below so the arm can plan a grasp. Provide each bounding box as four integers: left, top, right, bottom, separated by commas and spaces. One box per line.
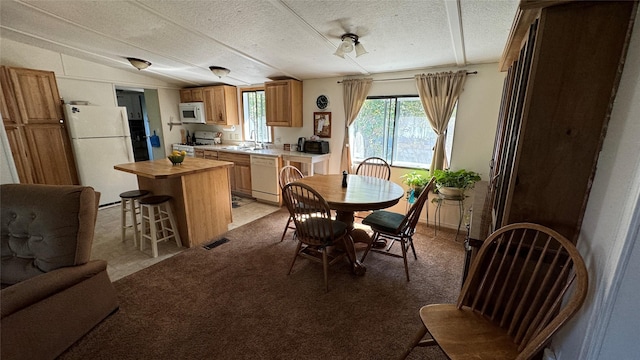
134, 1, 300, 82
6, 0, 203, 84
0, 25, 200, 86
444, 0, 466, 66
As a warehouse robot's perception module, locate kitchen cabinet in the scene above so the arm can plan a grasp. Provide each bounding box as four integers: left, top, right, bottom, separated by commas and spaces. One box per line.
204, 150, 218, 160
218, 152, 251, 197
265, 79, 302, 127
195, 149, 218, 160
179, 88, 203, 103
117, 92, 143, 120
1, 66, 78, 185
484, 1, 635, 243
203, 85, 238, 126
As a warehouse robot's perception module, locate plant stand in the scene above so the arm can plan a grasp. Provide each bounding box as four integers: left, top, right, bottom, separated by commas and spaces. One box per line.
433, 193, 466, 241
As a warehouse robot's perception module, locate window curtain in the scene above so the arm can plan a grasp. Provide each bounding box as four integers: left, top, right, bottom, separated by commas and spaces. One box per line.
415, 70, 467, 173
341, 78, 373, 173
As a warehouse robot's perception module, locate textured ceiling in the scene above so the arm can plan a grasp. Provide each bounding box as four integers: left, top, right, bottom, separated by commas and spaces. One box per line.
0, 0, 519, 87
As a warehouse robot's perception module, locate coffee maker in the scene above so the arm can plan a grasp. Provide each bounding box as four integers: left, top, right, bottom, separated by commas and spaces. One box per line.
297, 137, 306, 152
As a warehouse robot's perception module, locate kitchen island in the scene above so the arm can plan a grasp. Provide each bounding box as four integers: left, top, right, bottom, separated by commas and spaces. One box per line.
114, 157, 234, 248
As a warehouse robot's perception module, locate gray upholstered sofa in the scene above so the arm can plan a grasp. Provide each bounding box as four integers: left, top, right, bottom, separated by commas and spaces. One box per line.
1, 184, 119, 360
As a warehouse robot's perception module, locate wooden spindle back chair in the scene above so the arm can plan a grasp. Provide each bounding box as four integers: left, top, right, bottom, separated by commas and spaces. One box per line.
403, 222, 588, 359
278, 165, 304, 242
355, 157, 391, 180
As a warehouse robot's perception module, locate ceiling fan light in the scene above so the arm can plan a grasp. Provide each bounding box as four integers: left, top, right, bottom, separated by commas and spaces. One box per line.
333, 47, 346, 58
340, 38, 354, 54
209, 66, 230, 78
126, 57, 151, 70
355, 42, 368, 57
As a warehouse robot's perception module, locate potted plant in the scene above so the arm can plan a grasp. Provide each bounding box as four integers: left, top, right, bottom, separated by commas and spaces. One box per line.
400, 170, 430, 199
432, 168, 481, 197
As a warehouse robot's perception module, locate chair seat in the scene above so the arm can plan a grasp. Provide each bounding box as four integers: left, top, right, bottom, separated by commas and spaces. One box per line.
300, 218, 348, 243
139, 195, 172, 205
420, 304, 519, 360
119, 189, 150, 199
362, 210, 404, 234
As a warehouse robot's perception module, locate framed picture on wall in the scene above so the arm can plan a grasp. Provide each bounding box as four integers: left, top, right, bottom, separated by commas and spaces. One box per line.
313, 112, 331, 138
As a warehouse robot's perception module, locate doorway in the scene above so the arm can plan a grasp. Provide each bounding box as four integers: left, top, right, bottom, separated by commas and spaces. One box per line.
115, 88, 165, 161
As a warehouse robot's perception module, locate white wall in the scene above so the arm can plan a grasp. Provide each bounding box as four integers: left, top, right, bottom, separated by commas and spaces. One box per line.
552, 6, 640, 359
0, 38, 504, 229
299, 63, 505, 225
0, 38, 182, 161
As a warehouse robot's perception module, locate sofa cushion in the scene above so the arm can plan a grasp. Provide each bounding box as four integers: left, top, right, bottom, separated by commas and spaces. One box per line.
1, 184, 98, 285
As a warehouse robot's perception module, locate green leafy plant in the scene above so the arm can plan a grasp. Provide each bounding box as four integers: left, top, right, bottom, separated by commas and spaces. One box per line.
432, 168, 481, 191
400, 170, 430, 189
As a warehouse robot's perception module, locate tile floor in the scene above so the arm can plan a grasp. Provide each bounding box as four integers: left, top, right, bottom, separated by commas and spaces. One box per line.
92, 199, 281, 281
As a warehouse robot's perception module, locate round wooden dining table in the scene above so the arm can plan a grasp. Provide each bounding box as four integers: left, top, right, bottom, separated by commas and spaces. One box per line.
297, 174, 405, 275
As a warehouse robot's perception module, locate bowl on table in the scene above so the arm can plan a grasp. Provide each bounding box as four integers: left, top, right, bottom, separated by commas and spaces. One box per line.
168, 154, 185, 165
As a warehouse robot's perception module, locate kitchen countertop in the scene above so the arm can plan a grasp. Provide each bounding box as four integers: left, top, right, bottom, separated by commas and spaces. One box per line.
194, 144, 329, 159
114, 157, 233, 179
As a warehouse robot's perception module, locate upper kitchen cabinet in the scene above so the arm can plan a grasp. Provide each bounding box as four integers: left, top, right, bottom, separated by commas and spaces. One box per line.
180, 88, 204, 103
117, 92, 143, 120
1, 66, 78, 185
485, 1, 636, 243
203, 85, 238, 126
265, 79, 302, 127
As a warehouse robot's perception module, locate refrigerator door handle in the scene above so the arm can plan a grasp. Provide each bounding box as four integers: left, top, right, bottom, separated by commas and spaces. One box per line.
124, 137, 134, 163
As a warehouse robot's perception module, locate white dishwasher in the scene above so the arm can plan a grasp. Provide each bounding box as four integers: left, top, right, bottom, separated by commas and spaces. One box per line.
250, 155, 280, 203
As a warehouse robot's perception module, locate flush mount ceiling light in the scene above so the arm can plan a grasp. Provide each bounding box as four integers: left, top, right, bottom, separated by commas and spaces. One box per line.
333, 33, 368, 58
209, 66, 230, 78
126, 57, 151, 70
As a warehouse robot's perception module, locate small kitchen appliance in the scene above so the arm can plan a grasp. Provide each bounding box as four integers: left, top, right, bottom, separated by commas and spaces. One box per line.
304, 140, 330, 154
179, 102, 206, 124
297, 137, 306, 152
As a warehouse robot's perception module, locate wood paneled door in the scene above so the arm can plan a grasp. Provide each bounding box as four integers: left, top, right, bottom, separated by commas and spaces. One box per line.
1, 66, 78, 185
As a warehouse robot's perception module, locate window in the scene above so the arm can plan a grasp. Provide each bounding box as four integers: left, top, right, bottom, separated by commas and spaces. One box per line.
350, 96, 456, 168
241, 89, 271, 143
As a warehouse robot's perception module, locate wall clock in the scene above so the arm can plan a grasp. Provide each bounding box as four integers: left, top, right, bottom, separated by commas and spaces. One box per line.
316, 95, 329, 110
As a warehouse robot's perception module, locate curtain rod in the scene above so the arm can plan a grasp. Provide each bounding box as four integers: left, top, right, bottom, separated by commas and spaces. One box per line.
337, 71, 478, 84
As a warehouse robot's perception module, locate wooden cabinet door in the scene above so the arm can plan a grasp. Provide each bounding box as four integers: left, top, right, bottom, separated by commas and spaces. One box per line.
180, 88, 204, 103
204, 86, 238, 126
4, 125, 34, 183
265, 81, 291, 127
23, 123, 78, 185
210, 86, 226, 125
235, 163, 252, 195
265, 79, 302, 127
1, 67, 19, 127
2, 66, 78, 185
204, 150, 218, 160
8, 67, 62, 125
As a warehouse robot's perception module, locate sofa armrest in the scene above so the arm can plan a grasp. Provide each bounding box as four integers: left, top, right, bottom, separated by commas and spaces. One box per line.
1, 259, 108, 318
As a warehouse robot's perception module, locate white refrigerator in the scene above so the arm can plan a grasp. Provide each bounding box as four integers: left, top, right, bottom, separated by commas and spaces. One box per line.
64, 104, 139, 206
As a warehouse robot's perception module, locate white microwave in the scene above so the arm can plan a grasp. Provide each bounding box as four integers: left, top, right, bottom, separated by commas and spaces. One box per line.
179, 102, 206, 124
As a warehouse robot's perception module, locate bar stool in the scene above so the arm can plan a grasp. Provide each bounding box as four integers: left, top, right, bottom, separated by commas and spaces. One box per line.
139, 195, 182, 258
120, 189, 151, 247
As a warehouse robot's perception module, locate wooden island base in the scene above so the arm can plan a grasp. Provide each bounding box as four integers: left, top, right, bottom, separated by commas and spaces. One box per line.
115, 158, 233, 248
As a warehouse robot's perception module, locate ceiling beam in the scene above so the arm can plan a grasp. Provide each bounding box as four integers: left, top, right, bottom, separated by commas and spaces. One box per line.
444, 0, 466, 66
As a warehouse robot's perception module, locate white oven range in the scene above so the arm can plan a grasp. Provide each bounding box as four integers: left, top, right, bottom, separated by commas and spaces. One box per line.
172, 131, 219, 157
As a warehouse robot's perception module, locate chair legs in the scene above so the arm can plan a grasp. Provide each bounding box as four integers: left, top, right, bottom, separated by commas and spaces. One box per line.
399, 326, 435, 360
288, 242, 343, 292
287, 241, 303, 275
361, 232, 417, 282
280, 215, 294, 242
